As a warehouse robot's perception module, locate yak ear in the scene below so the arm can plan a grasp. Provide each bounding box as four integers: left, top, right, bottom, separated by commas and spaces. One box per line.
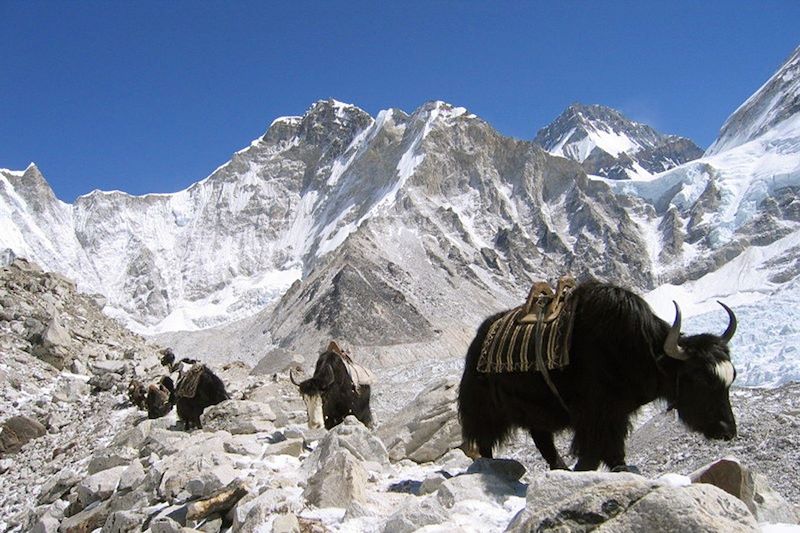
327, 341, 343, 355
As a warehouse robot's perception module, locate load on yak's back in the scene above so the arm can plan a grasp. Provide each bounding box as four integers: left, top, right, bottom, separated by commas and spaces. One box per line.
459, 276, 739, 473
128, 348, 229, 430
290, 341, 374, 430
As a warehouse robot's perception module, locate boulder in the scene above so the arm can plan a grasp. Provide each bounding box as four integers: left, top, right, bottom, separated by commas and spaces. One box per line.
52, 376, 91, 402
466, 458, 526, 482
0, 415, 47, 455
232, 489, 298, 532
88, 447, 137, 475
117, 459, 147, 493
303, 450, 367, 507
377, 377, 461, 463
382, 496, 450, 533
200, 400, 276, 435
91, 360, 129, 376
30, 313, 73, 369
437, 472, 526, 508
301, 415, 389, 478
507, 470, 760, 532
102, 509, 148, 533
263, 438, 303, 458
37, 467, 82, 505
76, 465, 127, 508
690, 456, 797, 523
271, 513, 301, 533
159, 449, 236, 502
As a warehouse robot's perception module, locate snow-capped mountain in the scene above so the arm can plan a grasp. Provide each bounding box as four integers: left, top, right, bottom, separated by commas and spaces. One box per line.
707, 45, 800, 156
2, 46, 800, 389
534, 103, 703, 180
1, 99, 654, 337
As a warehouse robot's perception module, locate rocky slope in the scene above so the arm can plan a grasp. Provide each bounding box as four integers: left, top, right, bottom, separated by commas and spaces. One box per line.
1, 262, 798, 532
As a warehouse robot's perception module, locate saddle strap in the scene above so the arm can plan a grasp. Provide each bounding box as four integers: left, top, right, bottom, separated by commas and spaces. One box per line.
534, 307, 569, 413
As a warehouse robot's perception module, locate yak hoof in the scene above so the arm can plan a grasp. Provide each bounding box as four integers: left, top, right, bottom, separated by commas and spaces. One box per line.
611, 464, 641, 474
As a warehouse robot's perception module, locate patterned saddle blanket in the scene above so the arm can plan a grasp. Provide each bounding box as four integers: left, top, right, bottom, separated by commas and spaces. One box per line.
477, 279, 577, 374
176, 364, 205, 398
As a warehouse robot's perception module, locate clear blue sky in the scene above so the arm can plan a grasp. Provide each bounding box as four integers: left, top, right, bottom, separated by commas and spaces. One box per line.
1, 1, 798, 202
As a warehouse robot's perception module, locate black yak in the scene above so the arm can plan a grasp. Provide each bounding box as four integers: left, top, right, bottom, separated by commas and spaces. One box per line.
146, 376, 175, 419
291, 341, 374, 430
458, 280, 738, 472
128, 379, 148, 410
175, 364, 229, 430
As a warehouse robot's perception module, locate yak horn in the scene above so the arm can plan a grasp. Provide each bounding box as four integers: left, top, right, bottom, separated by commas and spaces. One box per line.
664, 301, 689, 361
718, 301, 737, 343
289, 367, 302, 387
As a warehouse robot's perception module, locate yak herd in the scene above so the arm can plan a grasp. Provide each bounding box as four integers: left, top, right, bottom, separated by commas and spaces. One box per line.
128, 278, 741, 474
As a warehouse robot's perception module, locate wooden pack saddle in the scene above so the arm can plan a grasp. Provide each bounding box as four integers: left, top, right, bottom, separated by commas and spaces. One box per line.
477, 275, 577, 374
518, 275, 576, 324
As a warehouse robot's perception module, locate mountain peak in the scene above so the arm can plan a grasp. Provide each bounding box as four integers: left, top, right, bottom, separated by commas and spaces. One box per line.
534, 103, 702, 180
706, 46, 800, 156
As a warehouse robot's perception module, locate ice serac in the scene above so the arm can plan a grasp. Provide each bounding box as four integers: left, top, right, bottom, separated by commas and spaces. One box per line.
707, 46, 800, 156
534, 103, 703, 180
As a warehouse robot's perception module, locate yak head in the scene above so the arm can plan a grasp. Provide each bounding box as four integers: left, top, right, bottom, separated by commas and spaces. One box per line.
290, 363, 334, 429
146, 376, 175, 419
663, 301, 738, 441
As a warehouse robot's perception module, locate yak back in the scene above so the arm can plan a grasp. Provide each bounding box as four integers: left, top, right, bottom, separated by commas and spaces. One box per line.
318, 342, 374, 389
176, 364, 228, 400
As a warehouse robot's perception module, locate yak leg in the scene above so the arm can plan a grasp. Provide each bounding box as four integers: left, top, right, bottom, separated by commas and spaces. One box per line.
530, 430, 568, 470
571, 408, 629, 472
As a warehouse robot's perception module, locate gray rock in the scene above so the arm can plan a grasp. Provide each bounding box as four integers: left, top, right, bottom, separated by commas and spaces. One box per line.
223, 434, 263, 456
150, 517, 185, 533
233, 489, 296, 533
466, 457, 526, 481
752, 472, 799, 524
76, 465, 127, 508
0, 414, 47, 454
88, 447, 137, 475
59, 499, 112, 533
506, 470, 759, 532
419, 472, 448, 495
382, 496, 450, 533
251, 348, 304, 376
91, 360, 129, 376
52, 375, 91, 402
689, 456, 797, 524
102, 509, 148, 533
37, 467, 82, 505
158, 448, 235, 502
437, 472, 526, 508
263, 438, 303, 458
303, 450, 367, 507
377, 377, 461, 463
31, 514, 60, 533
117, 459, 147, 493
200, 400, 276, 435
301, 415, 389, 477
271, 513, 301, 533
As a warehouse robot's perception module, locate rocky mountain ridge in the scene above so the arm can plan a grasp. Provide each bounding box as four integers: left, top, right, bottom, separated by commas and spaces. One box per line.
533, 103, 704, 180
2, 47, 800, 392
